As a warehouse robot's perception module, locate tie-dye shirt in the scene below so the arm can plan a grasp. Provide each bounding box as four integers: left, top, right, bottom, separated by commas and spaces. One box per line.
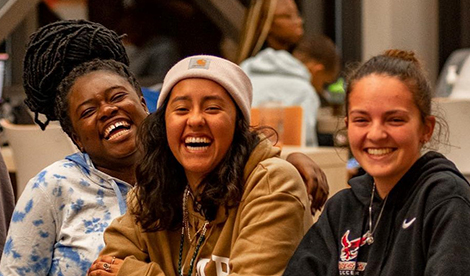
0, 152, 131, 276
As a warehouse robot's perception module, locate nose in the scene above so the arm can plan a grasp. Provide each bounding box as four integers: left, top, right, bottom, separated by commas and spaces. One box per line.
187, 110, 205, 128
295, 14, 303, 25
367, 122, 387, 141
98, 104, 118, 121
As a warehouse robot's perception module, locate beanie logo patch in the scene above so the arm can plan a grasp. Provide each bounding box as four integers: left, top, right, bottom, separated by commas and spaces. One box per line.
188, 58, 211, 70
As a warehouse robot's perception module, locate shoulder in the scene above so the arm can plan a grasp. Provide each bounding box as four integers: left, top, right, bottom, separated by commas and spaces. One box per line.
322, 187, 358, 214
28, 158, 83, 187
243, 153, 308, 205
419, 169, 470, 210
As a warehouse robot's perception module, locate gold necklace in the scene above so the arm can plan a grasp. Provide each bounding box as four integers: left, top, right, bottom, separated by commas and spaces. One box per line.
365, 183, 388, 245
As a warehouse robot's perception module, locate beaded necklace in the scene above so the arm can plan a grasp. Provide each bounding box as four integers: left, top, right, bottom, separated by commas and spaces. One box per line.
178, 186, 209, 276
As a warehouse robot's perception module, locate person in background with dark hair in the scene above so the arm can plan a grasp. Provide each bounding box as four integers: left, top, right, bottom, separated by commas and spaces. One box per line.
117, 3, 182, 86
0, 150, 14, 260
89, 55, 311, 276
283, 49, 470, 275
293, 35, 341, 107
1, 19, 328, 276
293, 35, 342, 147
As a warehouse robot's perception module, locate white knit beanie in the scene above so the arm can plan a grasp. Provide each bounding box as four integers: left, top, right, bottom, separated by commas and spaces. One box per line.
158, 55, 253, 122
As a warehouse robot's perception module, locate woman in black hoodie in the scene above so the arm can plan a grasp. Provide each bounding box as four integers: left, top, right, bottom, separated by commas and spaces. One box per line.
284, 49, 470, 276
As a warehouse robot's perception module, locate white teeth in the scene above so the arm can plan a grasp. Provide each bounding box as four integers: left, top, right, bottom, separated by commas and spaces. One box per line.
108, 129, 130, 140
104, 121, 130, 139
367, 148, 392, 155
187, 145, 209, 151
185, 137, 211, 144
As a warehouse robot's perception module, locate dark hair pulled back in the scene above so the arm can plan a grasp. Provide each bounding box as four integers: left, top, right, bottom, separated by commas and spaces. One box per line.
345, 49, 431, 123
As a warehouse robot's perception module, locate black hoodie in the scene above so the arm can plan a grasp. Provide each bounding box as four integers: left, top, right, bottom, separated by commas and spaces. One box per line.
284, 151, 470, 276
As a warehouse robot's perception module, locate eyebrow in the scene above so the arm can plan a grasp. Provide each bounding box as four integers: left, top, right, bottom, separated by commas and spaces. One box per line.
75, 85, 126, 113
170, 94, 225, 104
349, 109, 409, 116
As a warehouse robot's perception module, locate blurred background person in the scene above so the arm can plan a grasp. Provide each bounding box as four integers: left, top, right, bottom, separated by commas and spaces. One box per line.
239, 0, 320, 146
293, 35, 341, 108
293, 35, 342, 146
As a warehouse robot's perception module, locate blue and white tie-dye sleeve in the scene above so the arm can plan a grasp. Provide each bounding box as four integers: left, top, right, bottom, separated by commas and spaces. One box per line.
0, 154, 130, 276
0, 170, 58, 275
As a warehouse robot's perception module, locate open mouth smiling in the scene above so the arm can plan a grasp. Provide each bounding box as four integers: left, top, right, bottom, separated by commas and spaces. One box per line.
185, 137, 212, 150
104, 121, 131, 140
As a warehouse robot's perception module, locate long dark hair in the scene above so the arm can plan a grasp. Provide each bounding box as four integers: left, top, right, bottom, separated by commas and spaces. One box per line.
133, 96, 260, 231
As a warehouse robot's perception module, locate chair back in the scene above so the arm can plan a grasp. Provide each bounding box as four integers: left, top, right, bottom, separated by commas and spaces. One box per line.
251, 105, 305, 146
435, 98, 470, 175
0, 119, 77, 199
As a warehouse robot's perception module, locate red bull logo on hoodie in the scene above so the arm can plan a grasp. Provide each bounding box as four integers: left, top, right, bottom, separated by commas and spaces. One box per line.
338, 230, 368, 275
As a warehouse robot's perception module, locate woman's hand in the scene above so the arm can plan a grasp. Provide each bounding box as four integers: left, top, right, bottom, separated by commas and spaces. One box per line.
286, 152, 329, 215
88, 255, 123, 276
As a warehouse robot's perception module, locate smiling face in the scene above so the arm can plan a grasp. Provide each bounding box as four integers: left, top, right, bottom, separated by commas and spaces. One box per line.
165, 78, 237, 187
346, 74, 435, 189
68, 70, 148, 173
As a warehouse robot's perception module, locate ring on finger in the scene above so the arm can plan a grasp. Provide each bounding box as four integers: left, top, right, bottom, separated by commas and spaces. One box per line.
111, 256, 116, 264
103, 262, 111, 271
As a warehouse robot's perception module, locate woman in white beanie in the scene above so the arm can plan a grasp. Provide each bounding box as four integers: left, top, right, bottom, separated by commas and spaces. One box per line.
89, 55, 312, 276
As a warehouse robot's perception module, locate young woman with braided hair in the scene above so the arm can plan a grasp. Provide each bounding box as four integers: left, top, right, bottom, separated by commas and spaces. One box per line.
0, 20, 147, 275
1, 20, 328, 276
23, 19, 130, 130
284, 49, 470, 275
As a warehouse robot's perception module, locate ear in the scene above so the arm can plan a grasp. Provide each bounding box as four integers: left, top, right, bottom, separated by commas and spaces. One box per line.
421, 115, 436, 143
306, 61, 325, 75
140, 96, 149, 114
71, 132, 85, 152
344, 116, 349, 128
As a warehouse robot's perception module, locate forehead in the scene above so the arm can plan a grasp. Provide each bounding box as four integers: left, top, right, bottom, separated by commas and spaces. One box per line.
68, 70, 135, 100
169, 78, 233, 101
349, 74, 416, 110
275, 0, 297, 13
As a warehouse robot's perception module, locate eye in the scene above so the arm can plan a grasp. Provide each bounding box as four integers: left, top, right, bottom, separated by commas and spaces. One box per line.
80, 107, 96, 118
111, 92, 126, 102
205, 106, 221, 112
173, 105, 189, 113
389, 117, 406, 125
351, 117, 368, 124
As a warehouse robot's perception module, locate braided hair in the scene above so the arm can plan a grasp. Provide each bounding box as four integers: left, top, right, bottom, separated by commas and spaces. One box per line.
23, 19, 129, 130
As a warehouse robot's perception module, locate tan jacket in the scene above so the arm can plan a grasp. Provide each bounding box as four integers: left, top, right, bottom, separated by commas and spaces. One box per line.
101, 138, 312, 275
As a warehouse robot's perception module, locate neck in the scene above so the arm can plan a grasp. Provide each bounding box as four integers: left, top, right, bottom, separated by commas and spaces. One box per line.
186, 172, 206, 194
97, 164, 136, 185
373, 179, 396, 199
266, 39, 292, 52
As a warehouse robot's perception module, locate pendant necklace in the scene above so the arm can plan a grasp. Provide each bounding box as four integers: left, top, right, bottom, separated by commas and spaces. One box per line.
178, 185, 209, 276
364, 183, 388, 245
